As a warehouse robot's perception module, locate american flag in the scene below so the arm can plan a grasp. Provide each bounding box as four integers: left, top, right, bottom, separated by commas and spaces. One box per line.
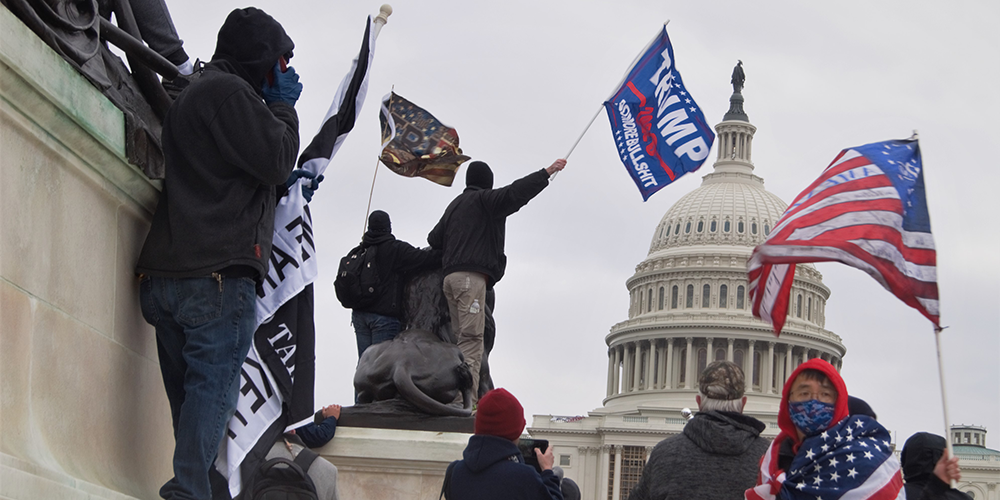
746, 415, 904, 500
748, 139, 938, 335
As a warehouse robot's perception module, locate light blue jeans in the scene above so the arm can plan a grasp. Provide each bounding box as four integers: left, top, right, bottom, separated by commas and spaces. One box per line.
140, 275, 256, 500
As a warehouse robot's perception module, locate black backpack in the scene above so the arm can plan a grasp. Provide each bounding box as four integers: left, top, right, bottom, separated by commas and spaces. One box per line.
334, 243, 380, 309
240, 447, 320, 500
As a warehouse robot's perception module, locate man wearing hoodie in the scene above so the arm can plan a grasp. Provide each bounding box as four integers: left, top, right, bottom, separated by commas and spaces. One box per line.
901, 432, 968, 500
746, 359, 904, 500
350, 210, 440, 357
427, 159, 566, 403
629, 361, 769, 500
444, 388, 563, 500
135, 7, 301, 499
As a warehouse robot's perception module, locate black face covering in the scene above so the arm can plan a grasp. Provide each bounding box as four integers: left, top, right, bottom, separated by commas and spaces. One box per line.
211, 7, 294, 90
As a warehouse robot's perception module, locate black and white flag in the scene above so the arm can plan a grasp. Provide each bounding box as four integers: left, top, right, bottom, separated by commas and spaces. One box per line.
215, 15, 378, 498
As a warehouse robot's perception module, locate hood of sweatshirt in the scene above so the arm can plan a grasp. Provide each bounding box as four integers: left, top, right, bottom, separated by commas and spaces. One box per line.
211, 7, 294, 92
462, 435, 524, 473
777, 358, 850, 446
901, 432, 947, 483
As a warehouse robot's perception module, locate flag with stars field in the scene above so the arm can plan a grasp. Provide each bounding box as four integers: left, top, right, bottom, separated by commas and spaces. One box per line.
747, 415, 904, 500
604, 25, 715, 201
748, 138, 938, 335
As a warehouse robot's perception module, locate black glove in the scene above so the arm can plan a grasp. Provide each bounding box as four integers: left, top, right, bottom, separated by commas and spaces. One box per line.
262, 62, 302, 106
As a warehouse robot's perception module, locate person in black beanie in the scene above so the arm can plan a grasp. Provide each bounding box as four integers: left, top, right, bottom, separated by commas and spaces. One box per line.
135, 7, 307, 499
428, 158, 566, 405
351, 210, 440, 357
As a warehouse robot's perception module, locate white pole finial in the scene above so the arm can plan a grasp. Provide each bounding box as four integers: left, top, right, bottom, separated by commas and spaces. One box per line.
373, 4, 392, 38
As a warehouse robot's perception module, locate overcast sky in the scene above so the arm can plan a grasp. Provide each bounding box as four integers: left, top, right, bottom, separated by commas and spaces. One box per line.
164, 0, 999, 448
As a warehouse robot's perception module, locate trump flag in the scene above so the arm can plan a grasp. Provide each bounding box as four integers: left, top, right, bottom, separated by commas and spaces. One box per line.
748, 139, 939, 335
604, 26, 715, 201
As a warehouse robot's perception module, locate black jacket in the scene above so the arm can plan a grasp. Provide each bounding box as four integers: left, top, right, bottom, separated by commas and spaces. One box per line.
427, 169, 550, 286
902, 432, 973, 500
629, 411, 770, 500
136, 9, 298, 279
447, 435, 562, 500
355, 231, 440, 318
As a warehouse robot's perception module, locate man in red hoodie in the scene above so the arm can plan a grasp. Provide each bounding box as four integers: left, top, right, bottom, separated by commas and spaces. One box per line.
746, 359, 904, 500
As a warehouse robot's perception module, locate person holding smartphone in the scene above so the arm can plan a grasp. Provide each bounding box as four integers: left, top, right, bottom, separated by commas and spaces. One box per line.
441, 388, 563, 500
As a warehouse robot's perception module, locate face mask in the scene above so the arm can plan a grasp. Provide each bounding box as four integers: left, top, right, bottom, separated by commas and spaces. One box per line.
788, 399, 835, 435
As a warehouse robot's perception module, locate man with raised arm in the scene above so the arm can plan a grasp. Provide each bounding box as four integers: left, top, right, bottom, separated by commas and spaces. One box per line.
427, 159, 566, 404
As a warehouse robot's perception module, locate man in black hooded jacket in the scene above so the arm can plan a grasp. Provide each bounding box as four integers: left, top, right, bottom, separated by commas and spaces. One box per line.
901, 432, 969, 500
135, 7, 301, 499
427, 159, 565, 404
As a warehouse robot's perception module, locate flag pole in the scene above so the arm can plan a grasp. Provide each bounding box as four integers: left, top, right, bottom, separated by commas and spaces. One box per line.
933, 325, 958, 488
554, 20, 670, 180
564, 106, 604, 160
360, 6, 393, 239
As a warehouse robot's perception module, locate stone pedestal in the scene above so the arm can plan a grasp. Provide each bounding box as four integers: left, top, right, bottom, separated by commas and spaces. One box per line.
316, 427, 469, 500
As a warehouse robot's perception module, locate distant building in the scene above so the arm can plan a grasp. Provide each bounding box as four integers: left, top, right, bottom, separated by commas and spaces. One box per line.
949, 425, 1000, 499
529, 75, 846, 500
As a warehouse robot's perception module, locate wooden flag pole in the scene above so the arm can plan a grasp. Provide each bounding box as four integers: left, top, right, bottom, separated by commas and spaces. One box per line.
933, 325, 958, 488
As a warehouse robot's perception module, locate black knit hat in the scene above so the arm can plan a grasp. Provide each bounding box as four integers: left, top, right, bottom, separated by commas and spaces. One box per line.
466, 161, 493, 189
368, 210, 391, 233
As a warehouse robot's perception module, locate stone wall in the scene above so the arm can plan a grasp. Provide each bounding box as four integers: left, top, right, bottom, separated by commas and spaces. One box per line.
0, 6, 173, 499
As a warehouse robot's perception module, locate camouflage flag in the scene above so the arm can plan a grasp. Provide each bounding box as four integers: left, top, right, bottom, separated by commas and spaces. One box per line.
379, 92, 470, 186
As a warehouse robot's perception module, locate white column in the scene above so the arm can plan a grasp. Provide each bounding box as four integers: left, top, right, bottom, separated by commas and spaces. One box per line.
607, 348, 615, 397
727, 338, 734, 362
599, 445, 611, 500
632, 343, 642, 392
746, 339, 756, 393
706, 337, 714, 362
623, 345, 632, 393
665, 338, 674, 390
766, 342, 775, 394
612, 445, 623, 500
613, 346, 621, 395
684, 337, 694, 389
785, 345, 794, 384
645, 340, 656, 391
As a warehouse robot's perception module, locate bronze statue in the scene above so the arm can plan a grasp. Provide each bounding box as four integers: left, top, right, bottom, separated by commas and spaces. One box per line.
731, 60, 745, 94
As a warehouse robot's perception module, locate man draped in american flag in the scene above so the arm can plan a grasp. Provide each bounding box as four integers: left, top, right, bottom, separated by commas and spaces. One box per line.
748, 138, 938, 335
746, 359, 904, 500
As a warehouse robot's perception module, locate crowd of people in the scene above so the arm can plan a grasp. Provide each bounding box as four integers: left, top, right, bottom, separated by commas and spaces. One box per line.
131, 4, 969, 500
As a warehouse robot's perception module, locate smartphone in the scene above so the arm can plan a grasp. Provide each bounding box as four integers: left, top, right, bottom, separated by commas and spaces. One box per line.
265, 57, 289, 86
517, 438, 549, 472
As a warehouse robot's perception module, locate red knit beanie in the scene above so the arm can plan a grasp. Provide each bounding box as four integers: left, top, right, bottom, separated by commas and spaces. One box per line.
475, 388, 525, 441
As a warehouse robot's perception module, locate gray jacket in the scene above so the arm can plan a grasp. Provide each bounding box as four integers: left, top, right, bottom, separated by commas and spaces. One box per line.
629, 410, 770, 500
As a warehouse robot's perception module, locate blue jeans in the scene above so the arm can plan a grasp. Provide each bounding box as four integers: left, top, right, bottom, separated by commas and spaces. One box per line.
351, 310, 400, 358
140, 275, 257, 500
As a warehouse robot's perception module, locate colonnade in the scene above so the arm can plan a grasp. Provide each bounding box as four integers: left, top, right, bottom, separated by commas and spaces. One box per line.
605, 336, 842, 398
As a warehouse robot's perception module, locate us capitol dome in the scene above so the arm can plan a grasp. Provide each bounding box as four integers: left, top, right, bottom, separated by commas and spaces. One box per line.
601, 83, 846, 418
527, 73, 849, 500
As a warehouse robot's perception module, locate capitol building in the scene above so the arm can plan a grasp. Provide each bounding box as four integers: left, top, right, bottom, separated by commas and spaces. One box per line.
527, 82, 999, 500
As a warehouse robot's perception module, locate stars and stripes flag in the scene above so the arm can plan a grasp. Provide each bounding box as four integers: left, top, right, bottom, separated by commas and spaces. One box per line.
378, 92, 470, 186
746, 415, 904, 500
216, 15, 379, 498
748, 138, 939, 335
604, 25, 715, 201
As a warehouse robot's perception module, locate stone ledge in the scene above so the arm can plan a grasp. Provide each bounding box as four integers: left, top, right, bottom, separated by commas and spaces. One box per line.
0, 6, 159, 215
